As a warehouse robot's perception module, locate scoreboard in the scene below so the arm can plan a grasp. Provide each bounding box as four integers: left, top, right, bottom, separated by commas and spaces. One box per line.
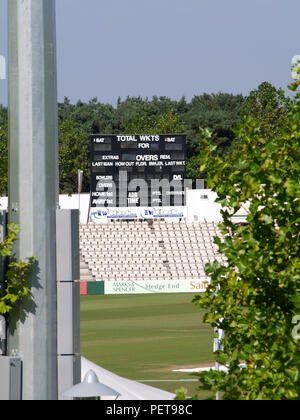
90, 134, 186, 208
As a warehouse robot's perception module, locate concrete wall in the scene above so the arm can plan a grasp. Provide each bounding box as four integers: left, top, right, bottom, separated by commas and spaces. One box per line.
59, 194, 90, 224
0, 194, 90, 224
186, 189, 223, 222
186, 189, 249, 223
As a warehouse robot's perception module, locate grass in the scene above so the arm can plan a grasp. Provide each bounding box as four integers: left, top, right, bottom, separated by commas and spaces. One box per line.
80, 293, 214, 398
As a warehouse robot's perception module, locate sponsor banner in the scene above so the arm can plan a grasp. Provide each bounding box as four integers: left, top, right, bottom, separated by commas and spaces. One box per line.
90, 206, 187, 222
104, 279, 210, 295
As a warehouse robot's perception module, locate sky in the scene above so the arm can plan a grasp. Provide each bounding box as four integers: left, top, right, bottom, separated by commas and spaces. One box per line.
0, 0, 300, 106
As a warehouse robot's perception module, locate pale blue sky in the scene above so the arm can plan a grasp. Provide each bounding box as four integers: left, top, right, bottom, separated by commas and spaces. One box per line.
0, 0, 299, 106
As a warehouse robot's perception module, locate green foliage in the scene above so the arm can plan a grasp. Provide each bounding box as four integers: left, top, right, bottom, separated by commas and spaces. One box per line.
115, 95, 188, 134
56, 93, 246, 191
0, 110, 35, 316
0, 223, 35, 315
174, 387, 189, 400
0, 93, 246, 193
0, 88, 288, 193
185, 128, 214, 182
186, 154, 203, 182
58, 97, 116, 135
58, 119, 90, 194
0, 106, 8, 195
239, 82, 292, 143
183, 93, 244, 157
174, 387, 199, 401
193, 82, 300, 400
122, 109, 185, 134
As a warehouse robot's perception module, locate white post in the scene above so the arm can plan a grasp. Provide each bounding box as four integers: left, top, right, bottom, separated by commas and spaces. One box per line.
0, 55, 6, 80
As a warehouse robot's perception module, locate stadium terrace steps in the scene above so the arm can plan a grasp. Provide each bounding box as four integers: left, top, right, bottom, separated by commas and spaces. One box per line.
80, 257, 94, 282
79, 220, 226, 284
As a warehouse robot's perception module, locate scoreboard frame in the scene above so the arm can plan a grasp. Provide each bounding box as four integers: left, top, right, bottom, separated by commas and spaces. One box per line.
90, 134, 186, 208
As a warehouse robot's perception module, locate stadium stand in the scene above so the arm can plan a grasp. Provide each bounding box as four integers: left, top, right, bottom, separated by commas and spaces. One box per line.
79, 220, 226, 283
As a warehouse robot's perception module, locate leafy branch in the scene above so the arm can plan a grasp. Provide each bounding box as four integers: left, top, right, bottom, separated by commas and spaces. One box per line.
0, 223, 35, 315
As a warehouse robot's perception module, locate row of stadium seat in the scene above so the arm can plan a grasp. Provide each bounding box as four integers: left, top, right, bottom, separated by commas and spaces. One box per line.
79, 220, 225, 282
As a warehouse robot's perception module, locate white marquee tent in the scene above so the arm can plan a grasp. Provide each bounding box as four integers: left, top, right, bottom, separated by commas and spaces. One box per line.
81, 357, 175, 400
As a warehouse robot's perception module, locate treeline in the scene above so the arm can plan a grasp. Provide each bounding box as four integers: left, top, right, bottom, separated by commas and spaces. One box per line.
0, 82, 292, 194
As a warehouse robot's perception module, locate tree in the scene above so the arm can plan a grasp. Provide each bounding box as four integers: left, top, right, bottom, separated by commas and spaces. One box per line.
183, 93, 245, 157
186, 154, 203, 182
122, 109, 185, 134
115, 95, 187, 134
241, 82, 292, 139
193, 79, 300, 400
58, 119, 90, 194
0, 109, 35, 317
1, 93, 249, 194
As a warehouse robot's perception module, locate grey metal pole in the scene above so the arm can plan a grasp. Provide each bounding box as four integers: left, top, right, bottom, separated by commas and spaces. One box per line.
0, 211, 7, 357
78, 170, 83, 219
8, 0, 59, 400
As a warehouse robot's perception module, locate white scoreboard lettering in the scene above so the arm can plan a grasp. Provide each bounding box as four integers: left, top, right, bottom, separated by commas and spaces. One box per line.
90, 134, 186, 208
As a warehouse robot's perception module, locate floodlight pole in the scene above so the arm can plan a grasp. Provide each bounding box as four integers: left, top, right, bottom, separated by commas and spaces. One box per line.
8, 0, 59, 400
78, 170, 83, 217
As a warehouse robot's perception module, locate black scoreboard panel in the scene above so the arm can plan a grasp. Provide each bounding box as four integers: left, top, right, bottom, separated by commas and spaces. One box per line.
90, 134, 186, 207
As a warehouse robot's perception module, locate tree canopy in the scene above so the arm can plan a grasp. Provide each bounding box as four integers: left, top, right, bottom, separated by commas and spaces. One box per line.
193, 78, 300, 400
0, 84, 293, 194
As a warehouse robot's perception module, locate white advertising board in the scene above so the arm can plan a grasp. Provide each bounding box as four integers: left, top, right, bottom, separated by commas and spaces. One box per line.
90, 206, 187, 222
104, 279, 210, 295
